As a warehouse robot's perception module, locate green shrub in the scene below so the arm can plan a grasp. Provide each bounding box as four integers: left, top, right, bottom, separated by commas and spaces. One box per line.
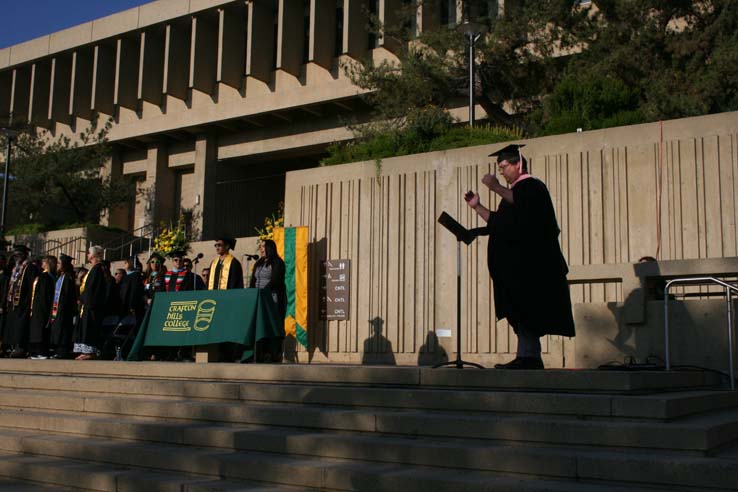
321, 119, 524, 167
7, 223, 46, 235
538, 73, 646, 136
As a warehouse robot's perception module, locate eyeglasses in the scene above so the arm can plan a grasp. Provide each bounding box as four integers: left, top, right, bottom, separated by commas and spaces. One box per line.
172, 258, 181, 262
149, 260, 161, 264
214, 243, 224, 248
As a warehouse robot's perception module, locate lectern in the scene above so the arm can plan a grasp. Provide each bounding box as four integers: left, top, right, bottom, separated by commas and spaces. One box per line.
434, 212, 484, 369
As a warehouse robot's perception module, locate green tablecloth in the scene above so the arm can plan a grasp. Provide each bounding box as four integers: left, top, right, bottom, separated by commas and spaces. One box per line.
127, 288, 284, 361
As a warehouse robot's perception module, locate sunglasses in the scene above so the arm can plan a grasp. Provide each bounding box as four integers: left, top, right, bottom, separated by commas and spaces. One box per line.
214, 243, 225, 248
149, 260, 161, 264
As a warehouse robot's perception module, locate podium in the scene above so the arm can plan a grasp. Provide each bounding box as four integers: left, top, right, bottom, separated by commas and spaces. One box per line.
434, 212, 484, 369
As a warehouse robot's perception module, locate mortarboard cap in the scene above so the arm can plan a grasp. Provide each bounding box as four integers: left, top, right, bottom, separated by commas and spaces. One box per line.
488, 143, 525, 163
217, 235, 237, 250
167, 250, 185, 258
59, 253, 74, 263
12, 244, 30, 254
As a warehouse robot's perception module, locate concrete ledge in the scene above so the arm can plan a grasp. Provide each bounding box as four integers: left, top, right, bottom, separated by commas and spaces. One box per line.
0, 360, 720, 392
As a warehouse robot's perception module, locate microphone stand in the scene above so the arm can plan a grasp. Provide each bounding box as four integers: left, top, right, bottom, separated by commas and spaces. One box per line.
434, 212, 484, 369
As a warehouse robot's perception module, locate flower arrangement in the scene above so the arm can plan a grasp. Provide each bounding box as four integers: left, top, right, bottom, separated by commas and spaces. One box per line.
153, 215, 189, 256
255, 202, 284, 242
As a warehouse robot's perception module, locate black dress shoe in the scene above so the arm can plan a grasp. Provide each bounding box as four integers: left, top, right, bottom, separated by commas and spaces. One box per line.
494, 357, 544, 370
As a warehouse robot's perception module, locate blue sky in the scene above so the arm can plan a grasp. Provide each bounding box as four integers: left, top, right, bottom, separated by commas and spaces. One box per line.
0, 0, 156, 49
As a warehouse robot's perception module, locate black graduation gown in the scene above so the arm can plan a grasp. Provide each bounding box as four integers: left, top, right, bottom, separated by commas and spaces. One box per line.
74, 263, 107, 349
482, 177, 575, 338
29, 272, 55, 345
119, 271, 145, 320
4, 263, 40, 346
211, 257, 244, 289
0, 272, 10, 341
49, 274, 78, 350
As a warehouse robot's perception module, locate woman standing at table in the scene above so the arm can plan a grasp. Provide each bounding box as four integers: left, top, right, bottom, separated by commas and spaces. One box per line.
249, 240, 286, 362
249, 240, 286, 318
143, 253, 166, 306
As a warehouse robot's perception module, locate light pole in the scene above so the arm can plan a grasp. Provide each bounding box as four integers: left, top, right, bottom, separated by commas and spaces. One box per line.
0, 127, 18, 237
458, 21, 488, 128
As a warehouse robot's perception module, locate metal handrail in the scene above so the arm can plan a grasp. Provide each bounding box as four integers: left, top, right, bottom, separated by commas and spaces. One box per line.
664, 276, 738, 390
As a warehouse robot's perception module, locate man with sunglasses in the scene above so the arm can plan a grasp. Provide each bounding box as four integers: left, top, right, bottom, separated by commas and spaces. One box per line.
208, 236, 243, 290
464, 144, 575, 370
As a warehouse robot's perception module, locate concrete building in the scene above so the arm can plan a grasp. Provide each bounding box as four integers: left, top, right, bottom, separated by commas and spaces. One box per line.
0, 0, 485, 240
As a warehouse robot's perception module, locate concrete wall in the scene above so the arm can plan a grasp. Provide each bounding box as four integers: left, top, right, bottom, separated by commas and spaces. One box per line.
284, 111, 738, 368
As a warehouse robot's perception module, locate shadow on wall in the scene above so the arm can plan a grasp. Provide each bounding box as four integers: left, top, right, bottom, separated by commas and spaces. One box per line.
417, 332, 448, 366
306, 237, 328, 362
361, 317, 396, 366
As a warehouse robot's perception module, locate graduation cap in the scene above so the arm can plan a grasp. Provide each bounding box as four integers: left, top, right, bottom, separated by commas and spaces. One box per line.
489, 143, 526, 173
217, 235, 237, 250
59, 253, 74, 263
167, 250, 185, 258
489, 143, 525, 162
12, 244, 30, 254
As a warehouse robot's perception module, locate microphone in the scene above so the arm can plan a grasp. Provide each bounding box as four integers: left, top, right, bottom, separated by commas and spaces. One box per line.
245, 254, 259, 261
193, 253, 204, 264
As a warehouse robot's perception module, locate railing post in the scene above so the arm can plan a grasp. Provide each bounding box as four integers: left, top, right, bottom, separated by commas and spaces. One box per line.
664, 280, 672, 371
727, 287, 736, 391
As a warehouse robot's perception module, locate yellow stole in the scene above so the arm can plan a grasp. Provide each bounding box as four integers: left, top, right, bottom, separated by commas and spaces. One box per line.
79, 268, 90, 316
208, 254, 234, 290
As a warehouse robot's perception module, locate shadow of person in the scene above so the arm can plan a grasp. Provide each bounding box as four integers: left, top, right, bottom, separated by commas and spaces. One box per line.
417, 332, 448, 366
282, 334, 298, 363
361, 317, 396, 365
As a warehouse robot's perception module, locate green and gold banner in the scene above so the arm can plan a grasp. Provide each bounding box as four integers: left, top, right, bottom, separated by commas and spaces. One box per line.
274, 226, 308, 348
127, 288, 283, 360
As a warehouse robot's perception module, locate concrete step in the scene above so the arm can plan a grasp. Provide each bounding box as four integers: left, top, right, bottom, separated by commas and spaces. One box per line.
1, 388, 737, 452
1, 373, 736, 420
0, 359, 721, 393
0, 475, 79, 491
0, 449, 316, 492
0, 430, 704, 491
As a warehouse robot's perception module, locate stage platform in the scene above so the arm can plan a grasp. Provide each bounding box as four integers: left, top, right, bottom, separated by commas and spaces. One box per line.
0, 360, 736, 491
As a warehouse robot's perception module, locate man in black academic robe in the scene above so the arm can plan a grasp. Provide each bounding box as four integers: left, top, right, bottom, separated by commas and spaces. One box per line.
465, 144, 575, 370
119, 256, 145, 324
73, 246, 108, 359
208, 236, 244, 290
4, 245, 40, 358
50, 254, 78, 359
29, 256, 57, 358
0, 254, 9, 351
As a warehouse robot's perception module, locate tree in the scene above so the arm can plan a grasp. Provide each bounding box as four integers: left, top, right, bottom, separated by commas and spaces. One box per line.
0, 117, 136, 231
345, 0, 738, 136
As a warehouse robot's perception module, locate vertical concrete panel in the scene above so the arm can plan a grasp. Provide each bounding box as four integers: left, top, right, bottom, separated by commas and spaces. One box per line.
416, 0, 439, 34
694, 138, 708, 258
218, 5, 247, 89
70, 49, 93, 120
138, 29, 165, 105
589, 150, 605, 301
247, 0, 276, 82
29, 61, 52, 126
402, 172, 416, 353
164, 22, 191, 101
193, 134, 217, 241
719, 134, 737, 257
378, 0, 401, 51
10, 67, 31, 125
277, 0, 306, 77
92, 44, 116, 115
100, 151, 128, 229
49, 56, 72, 124
0, 71, 12, 124
309, 0, 337, 69
626, 145, 656, 261
679, 139, 700, 259
343, 0, 368, 58
703, 135, 723, 257
146, 142, 176, 225
115, 37, 140, 110
356, 178, 372, 355
190, 13, 219, 95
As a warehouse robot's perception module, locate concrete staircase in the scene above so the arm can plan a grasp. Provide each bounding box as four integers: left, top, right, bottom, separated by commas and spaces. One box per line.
0, 361, 736, 491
